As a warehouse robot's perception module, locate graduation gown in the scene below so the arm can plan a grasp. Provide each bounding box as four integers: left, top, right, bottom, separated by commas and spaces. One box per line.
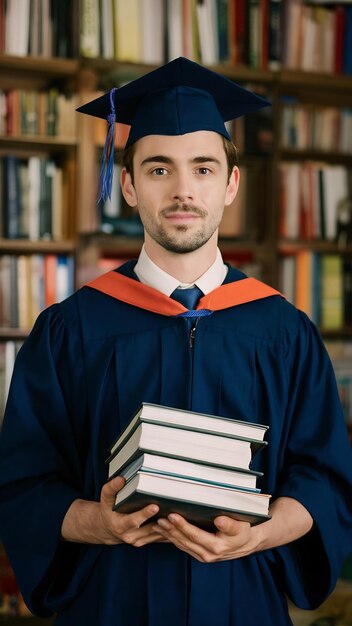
0, 262, 352, 626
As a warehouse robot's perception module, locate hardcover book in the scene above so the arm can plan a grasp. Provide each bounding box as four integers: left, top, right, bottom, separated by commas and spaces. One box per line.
109, 402, 268, 458
113, 471, 271, 529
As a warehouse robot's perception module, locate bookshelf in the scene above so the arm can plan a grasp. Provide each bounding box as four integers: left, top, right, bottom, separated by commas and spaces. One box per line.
0, 51, 79, 622
1, 0, 352, 623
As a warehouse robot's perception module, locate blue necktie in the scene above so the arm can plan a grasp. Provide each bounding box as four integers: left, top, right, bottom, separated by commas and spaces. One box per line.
170, 286, 203, 310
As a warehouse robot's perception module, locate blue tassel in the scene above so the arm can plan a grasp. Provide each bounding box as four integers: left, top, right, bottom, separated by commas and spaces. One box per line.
97, 87, 117, 204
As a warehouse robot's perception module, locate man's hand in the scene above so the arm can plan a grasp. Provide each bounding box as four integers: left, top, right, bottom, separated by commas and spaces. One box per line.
61, 476, 166, 546
152, 514, 256, 563
152, 496, 314, 563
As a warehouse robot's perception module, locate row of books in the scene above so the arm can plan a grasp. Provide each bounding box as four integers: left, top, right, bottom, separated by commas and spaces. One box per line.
79, 0, 352, 75
0, 254, 74, 330
0, 89, 78, 139
281, 101, 352, 155
79, 0, 228, 65
280, 252, 352, 330
0, 0, 79, 58
0, 156, 68, 241
0, 341, 22, 423
233, 0, 352, 74
325, 340, 352, 440
1, 0, 352, 76
279, 162, 351, 242
282, 0, 352, 74
107, 402, 271, 528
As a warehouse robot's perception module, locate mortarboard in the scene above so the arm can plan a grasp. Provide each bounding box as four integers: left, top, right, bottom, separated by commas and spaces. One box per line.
77, 57, 271, 203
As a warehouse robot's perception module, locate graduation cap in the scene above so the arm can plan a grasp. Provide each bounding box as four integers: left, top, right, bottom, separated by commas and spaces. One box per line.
77, 57, 271, 203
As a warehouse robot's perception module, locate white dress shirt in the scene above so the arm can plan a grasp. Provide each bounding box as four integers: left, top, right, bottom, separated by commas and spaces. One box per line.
134, 245, 228, 296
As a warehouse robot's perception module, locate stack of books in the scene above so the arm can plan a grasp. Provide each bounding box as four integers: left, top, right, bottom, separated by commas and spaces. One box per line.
106, 403, 271, 530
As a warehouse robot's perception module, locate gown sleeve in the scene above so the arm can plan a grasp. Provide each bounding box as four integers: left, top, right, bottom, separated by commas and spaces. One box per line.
273, 309, 352, 609
0, 302, 102, 617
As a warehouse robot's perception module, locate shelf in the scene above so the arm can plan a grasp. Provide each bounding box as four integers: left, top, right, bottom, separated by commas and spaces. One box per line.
0, 136, 77, 156
0, 239, 76, 254
0, 328, 29, 340
278, 240, 352, 254
0, 54, 79, 76
80, 58, 352, 92
279, 149, 352, 164
321, 328, 352, 339
209, 63, 274, 85
278, 68, 352, 92
81, 59, 274, 87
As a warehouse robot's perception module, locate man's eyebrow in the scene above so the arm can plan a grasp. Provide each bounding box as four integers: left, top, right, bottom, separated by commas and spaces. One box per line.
140, 155, 221, 166
192, 156, 221, 165
140, 155, 174, 166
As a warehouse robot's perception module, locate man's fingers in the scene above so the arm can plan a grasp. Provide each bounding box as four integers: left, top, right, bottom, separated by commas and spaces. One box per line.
214, 516, 250, 535
101, 476, 126, 507
119, 504, 159, 530
100, 479, 160, 539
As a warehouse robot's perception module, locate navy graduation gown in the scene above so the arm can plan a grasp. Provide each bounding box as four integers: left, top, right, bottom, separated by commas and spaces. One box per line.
0, 262, 352, 626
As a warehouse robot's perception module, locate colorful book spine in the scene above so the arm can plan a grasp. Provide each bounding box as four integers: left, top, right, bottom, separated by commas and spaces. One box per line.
0, 254, 75, 330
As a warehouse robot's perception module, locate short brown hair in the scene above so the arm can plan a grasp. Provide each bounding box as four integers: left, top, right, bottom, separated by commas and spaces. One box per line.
120, 134, 238, 184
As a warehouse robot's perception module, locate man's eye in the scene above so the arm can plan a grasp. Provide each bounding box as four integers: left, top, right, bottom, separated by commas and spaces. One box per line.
197, 167, 211, 175
152, 167, 167, 176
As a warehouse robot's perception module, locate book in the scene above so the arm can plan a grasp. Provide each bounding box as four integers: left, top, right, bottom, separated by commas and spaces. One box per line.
320, 254, 343, 330
2, 156, 21, 239
113, 471, 271, 529
113, 451, 262, 491
109, 402, 268, 458
114, 0, 142, 62
280, 255, 295, 304
196, 0, 219, 65
216, 0, 229, 62
108, 421, 261, 475
343, 258, 352, 326
167, 0, 183, 60
52, 0, 79, 58
80, 0, 100, 58
140, 0, 165, 65
248, 0, 261, 69
5, 0, 30, 56
100, 0, 114, 60
343, 6, 352, 75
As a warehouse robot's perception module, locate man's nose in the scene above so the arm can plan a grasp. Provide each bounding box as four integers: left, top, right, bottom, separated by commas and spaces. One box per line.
171, 171, 194, 203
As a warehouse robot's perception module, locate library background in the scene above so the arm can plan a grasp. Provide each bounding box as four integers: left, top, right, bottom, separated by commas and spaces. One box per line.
0, 0, 352, 624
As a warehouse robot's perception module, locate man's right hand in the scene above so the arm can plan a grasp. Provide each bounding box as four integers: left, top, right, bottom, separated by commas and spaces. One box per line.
61, 476, 165, 546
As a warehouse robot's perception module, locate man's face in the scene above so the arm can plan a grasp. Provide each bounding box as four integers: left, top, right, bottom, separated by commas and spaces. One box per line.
121, 131, 239, 254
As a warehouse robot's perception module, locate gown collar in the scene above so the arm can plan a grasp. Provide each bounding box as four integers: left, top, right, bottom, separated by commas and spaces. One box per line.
85, 266, 283, 316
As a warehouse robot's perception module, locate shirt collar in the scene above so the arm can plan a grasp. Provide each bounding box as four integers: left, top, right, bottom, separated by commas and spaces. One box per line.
134, 245, 228, 296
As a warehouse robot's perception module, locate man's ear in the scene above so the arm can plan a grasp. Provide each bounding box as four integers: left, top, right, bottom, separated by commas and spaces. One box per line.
224, 166, 240, 206
120, 168, 137, 207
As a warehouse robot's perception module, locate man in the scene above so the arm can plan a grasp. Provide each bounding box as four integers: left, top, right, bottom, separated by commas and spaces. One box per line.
0, 57, 351, 626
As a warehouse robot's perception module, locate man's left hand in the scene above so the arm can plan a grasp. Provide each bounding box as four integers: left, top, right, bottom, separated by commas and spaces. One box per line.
152, 514, 260, 562
152, 497, 314, 562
